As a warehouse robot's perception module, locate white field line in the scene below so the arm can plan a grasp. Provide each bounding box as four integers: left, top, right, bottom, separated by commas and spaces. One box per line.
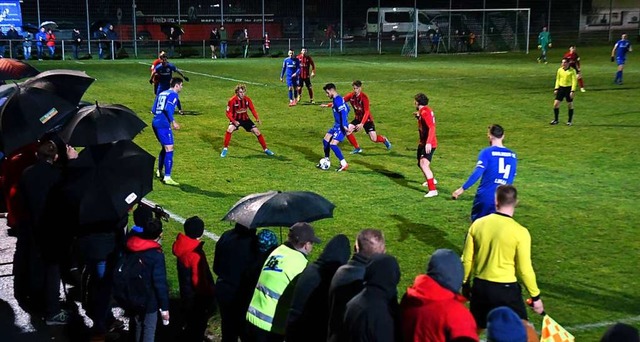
137, 61, 266, 86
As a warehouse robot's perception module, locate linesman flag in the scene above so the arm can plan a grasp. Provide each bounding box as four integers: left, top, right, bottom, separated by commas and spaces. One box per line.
540, 314, 575, 342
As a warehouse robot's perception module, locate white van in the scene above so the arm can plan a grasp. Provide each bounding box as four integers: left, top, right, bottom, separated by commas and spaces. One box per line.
366, 7, 438, 40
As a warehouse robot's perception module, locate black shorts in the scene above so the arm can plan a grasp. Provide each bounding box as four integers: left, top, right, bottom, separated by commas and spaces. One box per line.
416, 144, 436, 162
298, 77, 312, 88
555, 86, 573, 102
350, 119, 376, 133
231, 119, 256, 132
469, 278, 528, 328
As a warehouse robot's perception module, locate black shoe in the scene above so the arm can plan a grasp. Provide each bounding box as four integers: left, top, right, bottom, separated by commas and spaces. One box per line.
549, 120, 558, 125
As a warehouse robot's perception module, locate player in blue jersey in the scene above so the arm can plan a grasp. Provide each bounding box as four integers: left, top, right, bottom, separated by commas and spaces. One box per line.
280, 49, 300, 107
452, 124, 517, 221
319, 83, 349, 172
151, 78, 184, 186
150, 56, 189, 113
611, 33, 633, 85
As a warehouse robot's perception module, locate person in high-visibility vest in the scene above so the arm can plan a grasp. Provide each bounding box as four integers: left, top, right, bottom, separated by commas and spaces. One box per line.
245, 222, 321, 341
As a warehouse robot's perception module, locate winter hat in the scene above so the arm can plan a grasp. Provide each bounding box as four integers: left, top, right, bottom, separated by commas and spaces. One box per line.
257, 229, 279, 253
427, 248, 464, 293
600, 323, 639, 342
133, 204, 153, 228
486, 306, 527, 342
184, 216, 205, 239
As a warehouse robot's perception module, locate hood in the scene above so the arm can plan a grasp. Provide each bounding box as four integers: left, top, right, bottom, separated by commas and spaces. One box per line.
405, 274, 467, 302
315, 234, 351, 268
172, 232, 203, 258
126, 235, 162, 253
364, 254, 400, 299
426, 248, 464, 293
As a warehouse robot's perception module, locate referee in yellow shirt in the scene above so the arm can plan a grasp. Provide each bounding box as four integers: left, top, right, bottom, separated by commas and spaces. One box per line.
461, 185, 545, 329
550, 57, 578, 126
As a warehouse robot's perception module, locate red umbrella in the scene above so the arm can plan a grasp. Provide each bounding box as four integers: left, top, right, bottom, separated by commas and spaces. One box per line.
0, 59, 40, 81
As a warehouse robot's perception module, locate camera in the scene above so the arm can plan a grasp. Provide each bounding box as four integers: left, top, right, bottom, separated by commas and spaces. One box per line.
139, 199, 170, 222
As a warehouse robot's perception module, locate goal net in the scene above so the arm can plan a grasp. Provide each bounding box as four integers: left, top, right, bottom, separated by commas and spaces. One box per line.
402, 8, 531, 57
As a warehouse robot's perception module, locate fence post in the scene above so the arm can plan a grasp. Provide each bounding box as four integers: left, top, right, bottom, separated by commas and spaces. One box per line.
62, 40, 65, 60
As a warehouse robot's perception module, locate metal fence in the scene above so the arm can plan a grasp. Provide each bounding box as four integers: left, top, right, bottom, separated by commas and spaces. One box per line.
11, 0, 640, 60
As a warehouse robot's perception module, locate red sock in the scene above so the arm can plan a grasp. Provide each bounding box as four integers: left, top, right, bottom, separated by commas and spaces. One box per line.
578, 78, 584, 88
427, 178, 436, 191
223, 132, 232, 147
347, 134, 359, 148
257, 134, 267, 149
375, 135, 386, 143
308, 88, 314, 99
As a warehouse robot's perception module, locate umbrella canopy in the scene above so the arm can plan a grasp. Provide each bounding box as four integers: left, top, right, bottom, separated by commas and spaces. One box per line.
21, 23, 40, 34
64, 140, 155, 224
0, 59, 40, 81
60, 102, 147, 146
222, 190, 336, 229
90, 20, 110, 33
40, 21, 57, 30
0, 70, 95, 155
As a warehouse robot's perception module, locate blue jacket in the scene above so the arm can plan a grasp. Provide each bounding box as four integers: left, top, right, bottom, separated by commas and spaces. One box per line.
35, 31, 47, 47
125, 235, 170, 313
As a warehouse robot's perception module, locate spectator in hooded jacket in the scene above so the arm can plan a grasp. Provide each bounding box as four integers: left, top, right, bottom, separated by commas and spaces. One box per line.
327, 228, 386, 342
400, 249, 478, 342
125, 217, 170, 342
343, 253, 401, 342
172, 216, 216, 341
45, 29, 56, 58
214, 223, 258, 342
600, 323, 639, 342
286, 234, 350, 342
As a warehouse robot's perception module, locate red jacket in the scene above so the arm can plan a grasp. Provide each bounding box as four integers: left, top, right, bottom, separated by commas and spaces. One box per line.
172, 233, 215, 297
400, 274, 478, 342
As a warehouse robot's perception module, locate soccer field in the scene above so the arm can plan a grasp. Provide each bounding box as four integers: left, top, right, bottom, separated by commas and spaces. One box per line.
35, 46, 639, 340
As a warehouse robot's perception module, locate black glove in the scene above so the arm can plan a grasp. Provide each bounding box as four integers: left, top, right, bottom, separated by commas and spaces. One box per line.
148, 79, 153, 84
184, 76, 190, 82
611, 56, 614, 62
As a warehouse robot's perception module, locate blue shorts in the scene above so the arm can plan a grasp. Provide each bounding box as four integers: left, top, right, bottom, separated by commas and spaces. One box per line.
286, 77, 297, 87
327, 126, 345, 142
471, 192, 496, 222
153, 127, 174, 146
616, 57, 626, 66
157, 83, 170, 94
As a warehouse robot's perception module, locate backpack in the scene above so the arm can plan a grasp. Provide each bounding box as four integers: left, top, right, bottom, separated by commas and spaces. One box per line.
112, 251, 151, 314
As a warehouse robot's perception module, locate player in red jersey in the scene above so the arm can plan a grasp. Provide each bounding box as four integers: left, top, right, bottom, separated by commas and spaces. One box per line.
150, 51, 167, 95
414, 93, 439, 198
563, 45, 585, 92
296, 47, 316, 103
220, 84, 275, 158
341, 80, 391, 154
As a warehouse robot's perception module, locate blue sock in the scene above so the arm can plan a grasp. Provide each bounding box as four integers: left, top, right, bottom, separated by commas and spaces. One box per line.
164, 151, 174, 177
158, 149, 166, 172
330, 144, 344, 161
617, 71, 623, 82
288, 89, 293, 101
323, 140, 330, 158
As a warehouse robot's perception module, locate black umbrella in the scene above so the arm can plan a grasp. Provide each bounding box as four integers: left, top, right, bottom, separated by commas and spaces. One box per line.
21, 69, 95, 105
90, 20, 110, 33
21, 23, 40, 34
60, 102, 147, 146
64, 140, 155, 224
0, 70, 95, 155
0, 59, 40, 81
222, 190, 336, 229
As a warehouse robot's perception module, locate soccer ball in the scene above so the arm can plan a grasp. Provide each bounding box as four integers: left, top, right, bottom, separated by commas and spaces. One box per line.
318, 158, 331, 170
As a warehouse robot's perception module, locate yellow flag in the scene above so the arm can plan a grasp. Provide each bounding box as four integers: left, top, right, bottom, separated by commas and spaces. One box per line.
540, 315, 575, 342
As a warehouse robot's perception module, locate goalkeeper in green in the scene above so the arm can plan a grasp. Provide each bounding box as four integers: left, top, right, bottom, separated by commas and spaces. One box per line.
537, 26, 552, 64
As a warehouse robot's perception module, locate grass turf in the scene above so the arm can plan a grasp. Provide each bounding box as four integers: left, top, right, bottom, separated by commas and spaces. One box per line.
30, 45, 639, 340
